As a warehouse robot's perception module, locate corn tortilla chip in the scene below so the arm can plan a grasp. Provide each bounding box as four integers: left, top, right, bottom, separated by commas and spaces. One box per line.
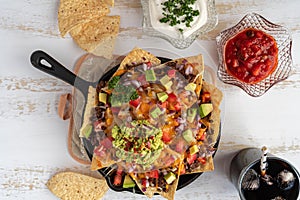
202, 81, 222, 146
70, 16, 120, 54
157, 54, 204, 97
184, 81, 223, 174
91, 154, 118, 171
108, 47, 161, 79
119, 47, 161, 71
101, 0, 114, 7
131, 159, 183, 200
91, 34, 117, 59
58, 0, 110, 37
46, 172, 108, 200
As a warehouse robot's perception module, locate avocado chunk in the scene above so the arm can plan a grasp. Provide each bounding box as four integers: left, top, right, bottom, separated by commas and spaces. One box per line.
99, 92, 107, 104
160, 75, 170, 85
157, 92, 168, 102
199, 103, 213, 118
184, 83, 196, 92
145, 69, 156, 82
164, 172, 176, 184
123, 175, 136, 188
164, 81, 173, 91
160, 75, 173, 90
82, 124, 93, 138
189, 144, 199, 155
187, 108, 197, 123
183, 129, 195, 143
150, 107, 163, 119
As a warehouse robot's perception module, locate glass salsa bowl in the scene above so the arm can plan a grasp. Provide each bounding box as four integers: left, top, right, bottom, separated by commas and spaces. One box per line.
141, 0, 218, 49
216, 13, 293, 97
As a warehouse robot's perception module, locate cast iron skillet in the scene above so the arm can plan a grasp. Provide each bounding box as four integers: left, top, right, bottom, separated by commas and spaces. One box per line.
30, 50, 221, 194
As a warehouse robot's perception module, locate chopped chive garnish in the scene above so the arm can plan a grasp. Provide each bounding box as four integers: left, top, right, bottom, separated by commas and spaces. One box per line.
159, 0, 200, 32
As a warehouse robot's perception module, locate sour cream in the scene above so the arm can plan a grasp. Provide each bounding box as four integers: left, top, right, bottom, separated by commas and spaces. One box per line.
149, 0, 208, 39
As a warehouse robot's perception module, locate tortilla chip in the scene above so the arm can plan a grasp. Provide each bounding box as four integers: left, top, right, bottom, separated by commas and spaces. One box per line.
147, 178, 179, 200
132, 159, 183, 200
91, 155, 117, 171
185, 54, 204, 97
202, 81, 222, 146
108, 47, 161, 79
80, 86, 96, 138
58, 0, 110, 37
119, 47, 161, 71
159, 54, 204, 97
101, 0, 114, 7
184, 81, 223, 174
159, 178, 179, 200
70, 15, 120, 54
91, 34, 117, 59
153, 148, 182, 170
46, 171, 108, 200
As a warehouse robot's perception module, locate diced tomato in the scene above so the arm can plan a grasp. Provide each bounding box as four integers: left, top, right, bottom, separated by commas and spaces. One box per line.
93, 120, 101, 127
129, 97, 141, 107
200, 132, 206, 141
186, 153, 197, 165
175, 140, 185, 153
168, 69, 176, 78
201, 92, 211, 103
137, 74, 147, 86
146, 61, 152, 67
100, 137, 113, 149
162, 131, 172, 143
197, 157, 207, 165
173, 102, 181, 111
116, 167, 123, 175
147, 170, 159, 179
93, 120, 101, 129
179, 164, 186, 175
107, 136, 114, 141
111, 107, 120, 114
141, 178, 148, 188
113, 174, 122, 186
167, 93, 177, 103
159, 101, 168, 109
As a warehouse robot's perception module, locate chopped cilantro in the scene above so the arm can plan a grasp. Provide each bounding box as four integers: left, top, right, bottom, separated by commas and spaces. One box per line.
159, 0, 200, 33
108, 76, 120, 89
130, 91, 139, 100
110, 84, 137, 106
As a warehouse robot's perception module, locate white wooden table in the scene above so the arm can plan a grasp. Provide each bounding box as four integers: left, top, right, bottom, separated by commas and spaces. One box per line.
1, 0, 300, 199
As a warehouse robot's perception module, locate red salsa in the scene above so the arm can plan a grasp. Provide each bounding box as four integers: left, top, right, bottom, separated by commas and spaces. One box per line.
224, 28, 278, 84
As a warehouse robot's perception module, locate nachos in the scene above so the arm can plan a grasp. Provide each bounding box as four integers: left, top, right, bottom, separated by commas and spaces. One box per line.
80, 47, 223, 200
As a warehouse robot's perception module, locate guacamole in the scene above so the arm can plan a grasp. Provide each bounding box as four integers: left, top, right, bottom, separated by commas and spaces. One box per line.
112, 120, 165, 167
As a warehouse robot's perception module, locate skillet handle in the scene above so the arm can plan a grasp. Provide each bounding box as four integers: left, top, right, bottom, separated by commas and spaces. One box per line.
30, 50, 78, 86
30, 50, 90, 96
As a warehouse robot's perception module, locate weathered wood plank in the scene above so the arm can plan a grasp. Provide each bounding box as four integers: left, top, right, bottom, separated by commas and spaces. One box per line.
1, 1, 300, 199
1, 0, 299, 40
0, 77, 71, 118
